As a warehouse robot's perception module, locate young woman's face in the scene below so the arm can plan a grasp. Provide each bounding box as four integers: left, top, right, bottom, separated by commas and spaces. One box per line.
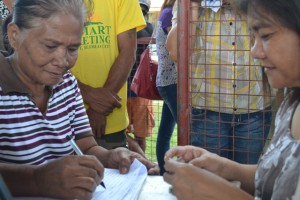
249, 17, 300, 89
9, 13, 83, 87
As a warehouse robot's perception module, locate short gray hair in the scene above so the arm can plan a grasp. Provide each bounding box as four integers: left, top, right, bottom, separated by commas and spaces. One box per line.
12, 0, 93, 30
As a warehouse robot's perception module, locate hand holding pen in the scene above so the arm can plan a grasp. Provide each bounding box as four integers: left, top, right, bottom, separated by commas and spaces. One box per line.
66, 135, 106, 189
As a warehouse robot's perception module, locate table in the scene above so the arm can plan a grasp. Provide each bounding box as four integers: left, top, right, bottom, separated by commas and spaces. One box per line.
139, 176, 176, 200
13, 176, 176, 200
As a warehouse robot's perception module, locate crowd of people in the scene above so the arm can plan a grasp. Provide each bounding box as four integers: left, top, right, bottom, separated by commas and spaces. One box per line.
0, 0, 156, 199
126, 0, 155, 156
1, 0, 300, 199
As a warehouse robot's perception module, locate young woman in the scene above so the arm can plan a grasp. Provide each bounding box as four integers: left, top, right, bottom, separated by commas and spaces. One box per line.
163, 0, 300, 199
155, 0, 177, 175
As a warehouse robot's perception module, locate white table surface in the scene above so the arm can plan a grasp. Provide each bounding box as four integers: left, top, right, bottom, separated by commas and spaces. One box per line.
13, 176, 176, 200
138, 176, 176, 200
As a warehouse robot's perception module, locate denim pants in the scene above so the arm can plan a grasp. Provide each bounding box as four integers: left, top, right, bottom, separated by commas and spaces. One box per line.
191, 107, 272, 164
156, 84, 177, 175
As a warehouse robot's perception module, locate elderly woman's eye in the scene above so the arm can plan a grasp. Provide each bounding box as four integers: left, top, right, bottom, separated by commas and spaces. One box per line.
68, 47, 79, 54
46, 45, 56, 49
69, 47, 78, 52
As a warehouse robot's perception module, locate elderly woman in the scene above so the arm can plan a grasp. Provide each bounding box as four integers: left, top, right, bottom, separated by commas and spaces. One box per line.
0, 0, 155, 199
163, 0, 300, 199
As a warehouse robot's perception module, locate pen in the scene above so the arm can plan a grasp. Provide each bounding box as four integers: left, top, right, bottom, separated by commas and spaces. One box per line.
66, 135, 106, 189
0, 175, 13, 200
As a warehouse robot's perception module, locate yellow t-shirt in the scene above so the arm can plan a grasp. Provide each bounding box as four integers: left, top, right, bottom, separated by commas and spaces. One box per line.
71, 0, 146, 134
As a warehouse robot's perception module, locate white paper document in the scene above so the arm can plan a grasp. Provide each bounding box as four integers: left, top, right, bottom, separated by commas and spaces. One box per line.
92, 159, 147, 200
138, 176, 177, 200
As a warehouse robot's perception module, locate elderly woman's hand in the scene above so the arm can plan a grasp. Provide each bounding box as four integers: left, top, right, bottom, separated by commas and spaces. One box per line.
34, 155, 104, 200
105, 147, 158, 175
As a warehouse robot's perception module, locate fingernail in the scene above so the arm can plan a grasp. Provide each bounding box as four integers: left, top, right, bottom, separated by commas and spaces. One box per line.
121, 167, 128, 174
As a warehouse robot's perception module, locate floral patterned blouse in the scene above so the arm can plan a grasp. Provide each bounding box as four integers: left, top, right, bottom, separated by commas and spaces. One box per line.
255, 94, 300, 199
155, 6, 177, 87
0, 0, 10, 20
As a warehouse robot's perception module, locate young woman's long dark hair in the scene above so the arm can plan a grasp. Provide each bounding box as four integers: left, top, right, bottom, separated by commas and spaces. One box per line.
237, 0, 300, 104
160, 0, 176, 13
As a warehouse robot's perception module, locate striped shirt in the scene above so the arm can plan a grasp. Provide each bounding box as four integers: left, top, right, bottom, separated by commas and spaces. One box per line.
0, 54, 92, 165
191, 7, 271, 114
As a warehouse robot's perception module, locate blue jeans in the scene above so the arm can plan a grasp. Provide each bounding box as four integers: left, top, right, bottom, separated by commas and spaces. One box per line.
191, 107, 272, 164
156, 84, 177, 175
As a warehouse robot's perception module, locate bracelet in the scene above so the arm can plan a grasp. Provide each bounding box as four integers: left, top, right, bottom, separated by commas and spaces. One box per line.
83, 144, 98, 154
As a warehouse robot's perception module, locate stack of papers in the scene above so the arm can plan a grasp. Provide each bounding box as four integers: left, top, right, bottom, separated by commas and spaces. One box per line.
92, 159, 147, 200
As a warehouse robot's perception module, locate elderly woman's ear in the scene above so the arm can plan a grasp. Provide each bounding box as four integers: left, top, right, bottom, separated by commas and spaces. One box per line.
7, 23, 20, 50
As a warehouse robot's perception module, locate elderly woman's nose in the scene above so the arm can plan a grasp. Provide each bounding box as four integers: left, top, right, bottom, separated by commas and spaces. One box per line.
55, 48, 69, 67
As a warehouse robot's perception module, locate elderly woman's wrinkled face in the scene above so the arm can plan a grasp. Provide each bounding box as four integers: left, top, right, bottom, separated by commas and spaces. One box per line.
8, 13, 83, 86
249, 17, 300, 89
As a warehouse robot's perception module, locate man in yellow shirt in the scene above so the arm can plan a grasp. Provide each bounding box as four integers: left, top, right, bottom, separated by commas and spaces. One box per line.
71, 0, 146, 149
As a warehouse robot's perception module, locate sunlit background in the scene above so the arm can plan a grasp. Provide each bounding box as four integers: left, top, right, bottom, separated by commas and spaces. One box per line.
150, 0, 164, 11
